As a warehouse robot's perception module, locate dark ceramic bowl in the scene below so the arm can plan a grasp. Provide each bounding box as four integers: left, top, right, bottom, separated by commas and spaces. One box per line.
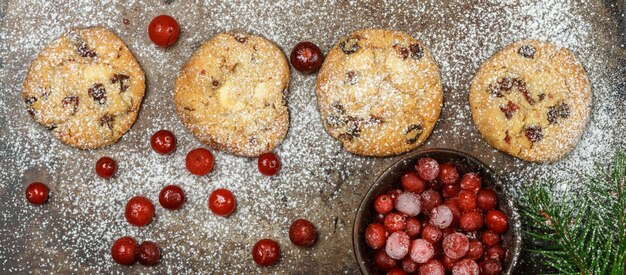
353, 148, 521, 274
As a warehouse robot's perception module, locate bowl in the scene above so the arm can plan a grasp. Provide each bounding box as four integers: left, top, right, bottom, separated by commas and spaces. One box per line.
353, 148, 521, 274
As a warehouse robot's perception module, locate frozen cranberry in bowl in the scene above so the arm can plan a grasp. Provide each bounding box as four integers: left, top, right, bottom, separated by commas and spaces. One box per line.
353, 148, 521, 274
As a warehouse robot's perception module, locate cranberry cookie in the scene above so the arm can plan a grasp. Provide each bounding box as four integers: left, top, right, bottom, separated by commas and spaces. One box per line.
22, 27, 145, 149
470, 40, 591, 162
174, 33, 290, 157
316, 29, 443, 156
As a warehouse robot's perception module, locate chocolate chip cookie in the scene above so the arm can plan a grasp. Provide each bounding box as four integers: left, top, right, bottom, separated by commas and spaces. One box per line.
22, 27, 145, 149
470, 40, 591, 162
315, 29, 443, 156
174, 32, 290, 157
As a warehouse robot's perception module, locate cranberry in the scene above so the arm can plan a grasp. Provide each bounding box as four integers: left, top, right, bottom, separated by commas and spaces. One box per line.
404, 217, 421, 238
481, 230, 501, 247
445, 199, 462, 226
421, 224, 443, 244
138, 241, 160, 266
443, 232, 469, 259
111, 236, 138, 265
437, 163, 459, 185
385, 231, 410, 260
420, 189, 443, 213
460, 173, 482, 192
457, 190, 477, 211
125, 196, 155, 226
476, 188, 498, 211
466, 240, 485, 260
289, 219, 317, 247
395, 192, 421, 216
252, 239, 281, 266
95, 157, 117, 179
401, 257, 419, 273
208, 188, 236, 217
148, 15, 179, 47
150, 130, 176, 155
460, 210, 484, 232
159, 185, 185, 210
25, 182, 49, 205
365, 223, 387, 249
290, 41, 323, 74
374, 194, 394, 215
384, 212, 407, 232
486, 244, 507, 262
258, 152, 281, 176
416, 157, 440, 181
452, 259, 479, 275
419, 259, 445, 275
480, 259, 503, 275
387, 267, 408, 275
442, 184, 461, 198
185, 148, 214, 176
430, 205, 453, 229
374, 249, 397, 272
401, 171, 427, 194
441, 254, 458, 270
410, 239, 435, 263
485, 210, 509, 234
388, 189, 403, 201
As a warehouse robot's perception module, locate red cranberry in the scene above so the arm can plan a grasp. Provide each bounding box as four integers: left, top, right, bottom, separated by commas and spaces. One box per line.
430, 205, 453, 229
159, 185, 185, 210
374, 194, 394, 215
25, 182, 49, 205
441, 254, 458, 270
365, 223, 387, 249
480, 259, 503, 275
384, 212, 407, 232
452, 259, 479, 275
401, 171, 427, 194
421, 224, 443, 244
138, 241, 160, 266
443, 232, 469, 259
460, 210, 484, 232
185, 148, 214, 176
410, 239, 435, 264
420, 189, 443, 213
387, 267, 408, 275
437, 163, 459, 185
258, 152, 281, 176
252, 239, 281, 266
485, 210, 509, 234
401, 257, 419, 273
445, 199, 462, 225
442, 184, 461, 198
404, 217, 421, 238
374, 249, 397, 272
465, 240, 485, 260
486, 244, 507, 262
125, 196, 155, 226
148, 15, 179, 47
419, 259, 445, 275
476, 188, 498, 211
290, 41, 324, 74
481, 230, 501, 247
460, 173, 482, 192
457, 190, 477, 211
208, 188, 236, 217
111, 236, 138, 265
150, 130, 176, 154
289, 219, 317, 247
385, 231, 410, 260
96, 157, 117, 179
416, 157, 440, 181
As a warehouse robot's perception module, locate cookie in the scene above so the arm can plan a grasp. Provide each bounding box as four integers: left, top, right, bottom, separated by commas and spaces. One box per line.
174, 32, 290, 157
315, 29, 443, 156
469, 40, 591, 162
22, 27, 145, 149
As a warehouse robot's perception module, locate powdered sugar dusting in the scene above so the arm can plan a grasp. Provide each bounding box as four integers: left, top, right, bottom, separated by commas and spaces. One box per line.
0, 0, 624, 273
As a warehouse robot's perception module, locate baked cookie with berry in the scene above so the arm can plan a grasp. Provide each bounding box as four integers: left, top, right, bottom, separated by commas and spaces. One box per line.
22, 27, 145, 149
470, 40, 591, 162
174, 32, 290, 157
315, 29, 443, 156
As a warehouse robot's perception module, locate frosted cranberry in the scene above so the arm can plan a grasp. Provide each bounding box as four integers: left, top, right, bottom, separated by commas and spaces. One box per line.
387, 267, 407, 275
458, 190, 477, 211
480, 259, 503, 275
159, 185, 185, 210
420, 189, 442, 213
150, 130, 176, 154
430, 205, 453, 229
443, 233, 469, 259
445, 199, 462, 225
460, 210, 484, 232
466, 240, 484, 260
111, 236, 137, 265
398, 258, 416, 273
125, 196, 155, 227
388, 189, 403, 201
185, 148, 214, 176
476, 188, 498, 211
481, 230, 501, 247
208, 188, 236, 217
416, 158, 440, 181
421, 224, 443, 244
485, 210, 508, 233
395, 192, 421, 216
419, 259, 445, 275
384, 212, 407, 232
437, 163, 459, 185
252, 239, 281, 266
460, 173, 482, 192
452, 259, 479, 275
386, 231, 410, 260
374, 249, 397, 272
365, 223, 387, 249
138, 241, 160, 266
442, 184, 461, 198
258, 152, 281, 176
290, 41, 323, 74
148, 15, 179, 47
289, 219, 317, 247
486, 245, 507, 262
401, 171, 427, 194
441, 254, 458, 270
410, 239, 435, 263
96, 157, 117, 179
25, 182, 49, 205
404, 217, 421, 238
374, 194, 394, 215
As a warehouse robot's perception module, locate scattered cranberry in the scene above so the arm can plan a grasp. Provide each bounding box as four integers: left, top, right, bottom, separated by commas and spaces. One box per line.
460, 210, 484, 232
437, 163, 459, 185
252, 239, 281, 266
445, 199, 462, 225
452, 259, 479, 275
486, 244, 507, 262
441, 254, 458, 270
420, 189, 442, 213
401, 171, 426, 194
481, 259, 503, 275
460, 173, 482, 192
416, 157, 440, 181
442, 184, 461, 198
258, 152, 281, 176
365, 223, 387, 249
96, 157, 117, 179
138, 241, 160, 266
150, 130, 176, 155
386, 231, 410, 260
465, 240, 485, 260
443, 232, 469, 259
430, 205, 453, 229
185, 148, 214, 176
401, 257, 419, 273
111, 236, 138, 265
404, 217, 421, 238
384, 212, 407, 232
290, 41, 324, 74
125, 196, 155, 227
208, 188, 236, 217
485, 210, 509, 234
476, 188, 498, 211
387, 267, 408, 275
395, 192, 421, 216
419, 259, 445, 275
410, 239, 435, 263
159, 185, 185, 210
25, 182, 49, 205
148, 15, 179, 47
421, 224, 443, 244
481, 230, 501, 247
374, 194, 394, 215
457, 190, 477, 211
289, 219, 317, 247
374, 249, 397, 272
